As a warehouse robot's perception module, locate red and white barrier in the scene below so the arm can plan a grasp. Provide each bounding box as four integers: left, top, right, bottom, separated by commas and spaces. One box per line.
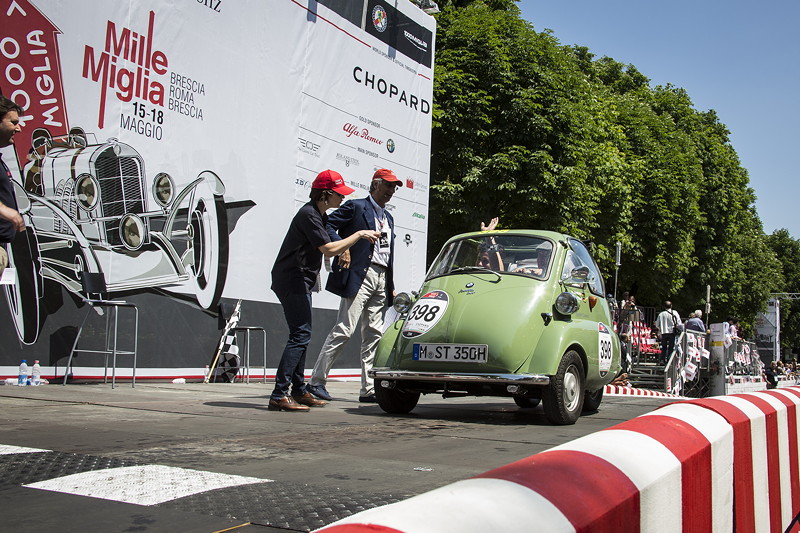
315, 387, 800, 533
604, 384, 683, 398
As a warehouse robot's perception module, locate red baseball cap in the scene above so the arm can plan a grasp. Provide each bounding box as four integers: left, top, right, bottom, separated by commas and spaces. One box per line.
372, 168, 402, 186
312, 169, 355, 195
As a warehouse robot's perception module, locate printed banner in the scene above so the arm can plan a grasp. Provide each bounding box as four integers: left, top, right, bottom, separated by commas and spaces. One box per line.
0, 0, 434, 362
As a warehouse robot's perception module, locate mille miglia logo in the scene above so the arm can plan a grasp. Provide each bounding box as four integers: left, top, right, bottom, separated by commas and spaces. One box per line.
82, 11, 169, 128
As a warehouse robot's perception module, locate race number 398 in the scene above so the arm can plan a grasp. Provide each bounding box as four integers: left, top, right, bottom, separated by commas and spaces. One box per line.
402, 290, 449, 338
598, 322, 613, 376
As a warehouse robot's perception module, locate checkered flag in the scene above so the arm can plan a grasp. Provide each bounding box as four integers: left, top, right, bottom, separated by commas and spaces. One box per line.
205, 300, 242, 383
213, 331, 240, 383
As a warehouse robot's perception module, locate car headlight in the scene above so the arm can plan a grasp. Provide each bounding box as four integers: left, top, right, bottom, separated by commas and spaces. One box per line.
393, 292, 413, 314
555, 292, 580, 315
75, 174, 99, 210
119, 214, 145, 250
152, 172, 174, 207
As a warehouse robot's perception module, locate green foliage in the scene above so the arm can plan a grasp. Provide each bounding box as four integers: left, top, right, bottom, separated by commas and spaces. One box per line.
766, 230, 800, 352
428, 0, 783, 332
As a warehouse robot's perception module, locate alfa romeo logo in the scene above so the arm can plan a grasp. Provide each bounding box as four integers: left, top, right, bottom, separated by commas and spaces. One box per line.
372, 5, 388, 33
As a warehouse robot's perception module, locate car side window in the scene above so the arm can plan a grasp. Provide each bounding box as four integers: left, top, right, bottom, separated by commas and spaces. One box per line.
562, 239, 605, 296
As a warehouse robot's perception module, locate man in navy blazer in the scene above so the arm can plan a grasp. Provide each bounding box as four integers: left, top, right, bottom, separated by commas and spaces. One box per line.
308, 169, 400, 402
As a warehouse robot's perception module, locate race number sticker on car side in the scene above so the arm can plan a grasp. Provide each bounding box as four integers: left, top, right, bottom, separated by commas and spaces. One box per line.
401, 290, 449, 339
598, 322, 613, 377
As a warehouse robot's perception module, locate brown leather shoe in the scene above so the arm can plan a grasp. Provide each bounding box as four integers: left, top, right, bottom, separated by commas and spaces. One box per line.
268, 396, 310, 412
292, 392, 327, 407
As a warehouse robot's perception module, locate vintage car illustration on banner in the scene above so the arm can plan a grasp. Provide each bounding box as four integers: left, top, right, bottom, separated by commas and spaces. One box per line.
4, 127, 228, 344
369, 230, 621, 425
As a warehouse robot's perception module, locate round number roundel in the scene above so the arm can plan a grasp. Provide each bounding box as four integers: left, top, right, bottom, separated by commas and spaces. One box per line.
402, 290, 449, 339
598, 322, 613, 377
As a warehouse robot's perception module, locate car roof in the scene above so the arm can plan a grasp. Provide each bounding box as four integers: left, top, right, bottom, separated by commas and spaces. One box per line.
445, 229, 571, 243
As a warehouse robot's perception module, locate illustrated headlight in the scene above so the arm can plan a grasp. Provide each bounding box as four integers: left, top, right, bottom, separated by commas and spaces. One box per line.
119, 214, 145, 250
393, 292, 413, 314
152, 172, 174, 207
75, 174, 99, 210
555, 292, 580, 315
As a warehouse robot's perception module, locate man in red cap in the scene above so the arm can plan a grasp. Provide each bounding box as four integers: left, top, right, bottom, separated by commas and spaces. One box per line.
269, 170, 379, 411
307, 169, 401, 403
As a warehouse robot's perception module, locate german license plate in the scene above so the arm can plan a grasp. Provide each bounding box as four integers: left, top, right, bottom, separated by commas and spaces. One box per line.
413, 343, 488, 363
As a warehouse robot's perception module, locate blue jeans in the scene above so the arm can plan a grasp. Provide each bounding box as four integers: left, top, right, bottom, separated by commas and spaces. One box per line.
271, 290, 312, 400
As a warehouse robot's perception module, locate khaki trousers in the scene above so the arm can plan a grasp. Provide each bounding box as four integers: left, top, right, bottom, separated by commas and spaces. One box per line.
310, 264, 387, 396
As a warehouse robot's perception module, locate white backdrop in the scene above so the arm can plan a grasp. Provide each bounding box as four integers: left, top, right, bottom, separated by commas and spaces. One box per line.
1, 0, 434, 311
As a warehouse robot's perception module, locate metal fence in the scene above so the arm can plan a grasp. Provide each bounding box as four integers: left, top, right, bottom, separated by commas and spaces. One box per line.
664, 331, 763, 398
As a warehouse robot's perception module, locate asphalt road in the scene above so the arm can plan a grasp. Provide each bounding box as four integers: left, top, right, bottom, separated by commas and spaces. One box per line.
0, 381, 675, 532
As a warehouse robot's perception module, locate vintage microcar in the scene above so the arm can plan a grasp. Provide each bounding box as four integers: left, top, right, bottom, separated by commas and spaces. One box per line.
369, 230, 621, 425
4, 127, 228, 344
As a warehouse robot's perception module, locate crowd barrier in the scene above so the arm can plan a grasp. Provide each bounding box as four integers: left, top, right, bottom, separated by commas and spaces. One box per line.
315, 386, 800, 533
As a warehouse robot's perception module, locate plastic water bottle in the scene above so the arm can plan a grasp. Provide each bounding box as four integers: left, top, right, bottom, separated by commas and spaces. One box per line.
31, 360, 41, 386
18, 360, 28, 386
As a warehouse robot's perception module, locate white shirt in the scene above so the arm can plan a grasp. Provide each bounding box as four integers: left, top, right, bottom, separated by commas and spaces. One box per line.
656, 309, 681, 335
368, 195, 391, 267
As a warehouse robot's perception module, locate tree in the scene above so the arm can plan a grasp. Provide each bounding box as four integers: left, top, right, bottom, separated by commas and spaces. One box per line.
428, 0, 782, 327
766, 230, 800, 352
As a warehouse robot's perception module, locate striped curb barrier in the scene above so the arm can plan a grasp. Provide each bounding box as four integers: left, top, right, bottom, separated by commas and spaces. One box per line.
315, 386, 800, 533
604, 384, 684, 398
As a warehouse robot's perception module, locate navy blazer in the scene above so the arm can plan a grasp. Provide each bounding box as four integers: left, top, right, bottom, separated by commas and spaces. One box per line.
325, 197, 395, 305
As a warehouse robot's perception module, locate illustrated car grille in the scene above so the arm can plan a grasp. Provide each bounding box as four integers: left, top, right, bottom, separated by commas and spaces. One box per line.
95, 151, 145, 246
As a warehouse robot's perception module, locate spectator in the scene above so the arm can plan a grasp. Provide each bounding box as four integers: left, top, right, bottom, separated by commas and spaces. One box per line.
685, 310, 706, 333
619, 332, 630, 374
764, 361, 778, 389
655, 301, 681, 365
728, 317, 740, 339
0, 95, 27, 277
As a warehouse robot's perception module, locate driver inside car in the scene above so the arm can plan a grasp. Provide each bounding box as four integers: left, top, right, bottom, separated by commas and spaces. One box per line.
477, 240, 505, 271
511, 246, 551, 276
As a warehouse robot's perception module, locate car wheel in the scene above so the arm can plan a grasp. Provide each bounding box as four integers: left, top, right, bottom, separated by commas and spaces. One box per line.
542, 350, 585, 425
375, 380, 420, 414
582, 388, 604, 413
3, 229, 43, 345
513, 397, 541, 409
186, 175, 229, 310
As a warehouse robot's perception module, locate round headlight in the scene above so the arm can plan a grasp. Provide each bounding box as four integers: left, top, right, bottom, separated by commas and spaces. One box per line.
75, 174, 99, 210
555, 292, 580, 315
393, 292, 413, 314
119, 214, 145, 250
152, 172, 174, 207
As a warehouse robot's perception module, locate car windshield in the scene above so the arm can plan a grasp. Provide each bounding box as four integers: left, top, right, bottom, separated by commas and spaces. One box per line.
426, 234, 554, 280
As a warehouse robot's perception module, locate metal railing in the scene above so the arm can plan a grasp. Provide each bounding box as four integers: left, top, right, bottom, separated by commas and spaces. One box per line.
664, 332, 763, 397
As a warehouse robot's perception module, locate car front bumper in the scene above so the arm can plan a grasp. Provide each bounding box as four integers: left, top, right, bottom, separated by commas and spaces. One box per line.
368, 368, 551, 386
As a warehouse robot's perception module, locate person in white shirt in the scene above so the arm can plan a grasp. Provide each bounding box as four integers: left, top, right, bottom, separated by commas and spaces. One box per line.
655, 301, 681, 365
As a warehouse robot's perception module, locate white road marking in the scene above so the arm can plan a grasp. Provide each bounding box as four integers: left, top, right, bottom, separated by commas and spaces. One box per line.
25, 464, 272, 505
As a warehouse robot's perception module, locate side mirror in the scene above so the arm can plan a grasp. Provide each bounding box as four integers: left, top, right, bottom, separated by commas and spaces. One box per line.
571, 266, 590, 280
562, 265, 591, 286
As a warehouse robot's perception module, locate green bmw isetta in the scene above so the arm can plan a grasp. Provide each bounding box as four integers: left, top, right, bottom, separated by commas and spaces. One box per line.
369, 230, 621, 425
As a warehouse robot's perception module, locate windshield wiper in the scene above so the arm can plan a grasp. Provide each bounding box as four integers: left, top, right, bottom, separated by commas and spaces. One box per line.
444, 266, 502, 282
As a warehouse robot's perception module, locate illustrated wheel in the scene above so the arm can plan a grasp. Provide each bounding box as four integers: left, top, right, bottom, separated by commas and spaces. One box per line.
513, 397, 541, 409
542, 350, 585, 425
375, 380, 420, 414
3, 229, 43, 345
187, 178, 229, 309
582, 388, 604, 413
